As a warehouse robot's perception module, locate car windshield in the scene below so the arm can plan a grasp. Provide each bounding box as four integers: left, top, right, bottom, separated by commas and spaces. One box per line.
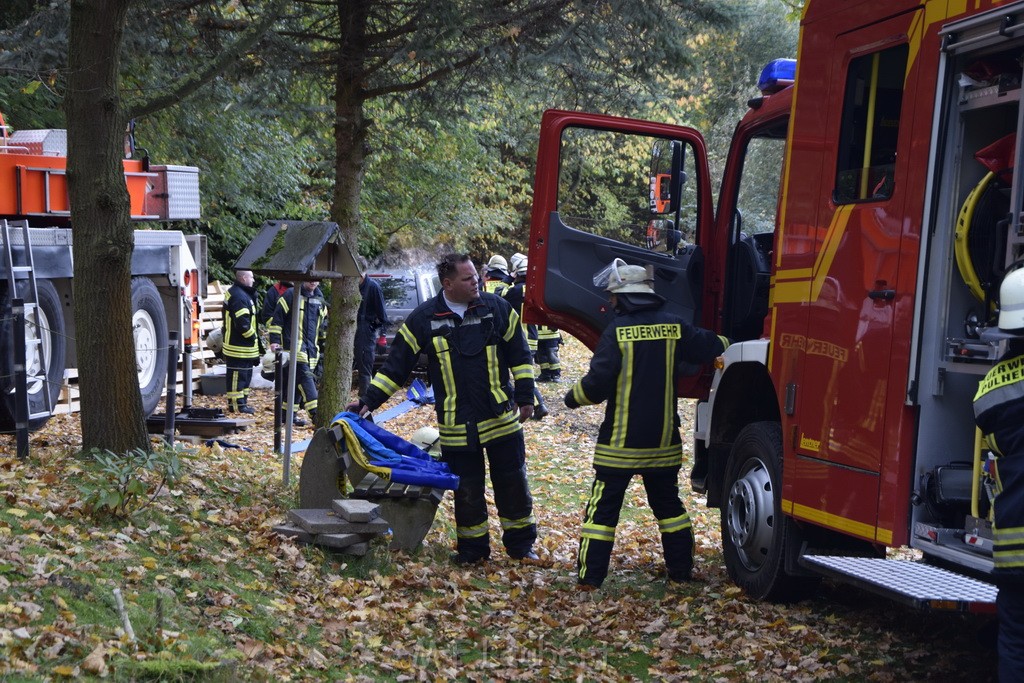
377, 275, 419, 309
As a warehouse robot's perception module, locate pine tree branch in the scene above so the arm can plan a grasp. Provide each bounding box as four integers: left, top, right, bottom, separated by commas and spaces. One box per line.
127, 1, 286, 119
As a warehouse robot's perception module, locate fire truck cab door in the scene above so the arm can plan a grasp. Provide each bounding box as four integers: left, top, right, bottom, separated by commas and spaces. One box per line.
525, 110, 715, 397
780, 11, 921, 477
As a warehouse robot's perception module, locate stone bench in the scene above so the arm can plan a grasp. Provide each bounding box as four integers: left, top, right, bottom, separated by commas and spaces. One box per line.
297, 425, 445, 550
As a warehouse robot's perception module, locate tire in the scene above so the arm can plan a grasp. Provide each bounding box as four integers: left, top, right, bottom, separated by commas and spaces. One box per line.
131, 277, 169, 416
0, 279, 67, 432
721, 421, 802, 601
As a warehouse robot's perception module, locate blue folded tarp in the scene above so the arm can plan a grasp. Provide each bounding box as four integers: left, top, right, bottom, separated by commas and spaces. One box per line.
373, 379, 434, 424
331, 411, 458, 490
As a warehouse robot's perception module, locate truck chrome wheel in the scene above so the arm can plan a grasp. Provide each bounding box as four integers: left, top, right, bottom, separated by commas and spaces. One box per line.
0, 280, 66, 431
130, 277, 169, 416
720, 421, 801, 602
725, 457, 774, 572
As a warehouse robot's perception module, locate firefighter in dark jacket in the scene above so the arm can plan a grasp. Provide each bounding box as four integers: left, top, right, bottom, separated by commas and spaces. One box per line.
223, 269, 260, 414
351, 253, 539, 564
260, 280, 292, 329
974, 267, 1024, 681
502, 253, 548, 419
355, 260, 389, 397
565, 259, 729, 588
269, 281, 327, 424
483, 254, 512, 296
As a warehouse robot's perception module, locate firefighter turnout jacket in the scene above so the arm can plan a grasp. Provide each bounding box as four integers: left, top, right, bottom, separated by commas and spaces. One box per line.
502, 280, 538, 353
223, 282, 260, 362
974, 344, 1024, 575
566, 298, 729, 471
364, 292, 535, 450
268, 285, 328, 368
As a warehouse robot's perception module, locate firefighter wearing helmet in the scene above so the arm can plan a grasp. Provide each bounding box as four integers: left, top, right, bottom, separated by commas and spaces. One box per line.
483, 254, 512, 296
564, 259, 730, 589
974, 266, 1024, 680
501, 252, 548, 418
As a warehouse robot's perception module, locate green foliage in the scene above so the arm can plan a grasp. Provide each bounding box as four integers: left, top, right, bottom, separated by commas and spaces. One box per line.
0, 74, 64, 130
77, 446, 183, 519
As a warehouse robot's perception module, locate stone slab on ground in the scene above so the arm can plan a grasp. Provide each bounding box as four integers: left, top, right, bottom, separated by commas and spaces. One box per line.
288, 508, 391, 535
271, 522, 316, 544
332, 541, 370, 556
331, 498, 381, 523
316, 532, 378, 549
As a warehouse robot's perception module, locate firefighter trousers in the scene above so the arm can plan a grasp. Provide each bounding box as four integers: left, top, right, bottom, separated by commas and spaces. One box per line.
280, 362, 318, 415
225, 358, 255, 411
442, 432, 537, 561
353, 323, 377, 397
993, 453, 1024, 680
578, 467, 693, 587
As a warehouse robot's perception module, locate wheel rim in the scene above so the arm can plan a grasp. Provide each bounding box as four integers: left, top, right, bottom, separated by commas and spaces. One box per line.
726, 457, 775, 572
133, 308, 158, 387
21, 305, 52, 396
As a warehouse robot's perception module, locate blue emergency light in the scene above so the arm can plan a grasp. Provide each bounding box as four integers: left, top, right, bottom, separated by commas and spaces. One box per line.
758, 58, 796, 95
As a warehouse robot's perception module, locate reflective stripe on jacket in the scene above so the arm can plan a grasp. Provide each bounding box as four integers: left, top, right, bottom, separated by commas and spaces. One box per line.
223, 283, 259, 360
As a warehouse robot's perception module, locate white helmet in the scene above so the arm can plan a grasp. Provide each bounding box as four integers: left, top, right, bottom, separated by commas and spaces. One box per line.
510, 252, 527, 275
487, 255, 509, 276
594, 258, 655, 294
999, 268, 1024, 332
206, 327, 224, 355
260, 349, 289, 379
409, 426, 440, 454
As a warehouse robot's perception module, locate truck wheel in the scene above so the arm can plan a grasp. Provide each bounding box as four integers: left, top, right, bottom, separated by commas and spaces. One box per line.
721, 421, 801, 601
131, 277, 169, 416
0, 280, 67, 432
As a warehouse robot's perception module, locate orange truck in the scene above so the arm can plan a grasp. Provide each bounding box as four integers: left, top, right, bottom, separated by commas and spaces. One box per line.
525, 0, 1024, 612
0, 111, 205, 430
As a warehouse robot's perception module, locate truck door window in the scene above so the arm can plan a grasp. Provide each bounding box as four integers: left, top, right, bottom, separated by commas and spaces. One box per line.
558, 127, 700, 251
834, 44, 909, 204
735, 131, 786, 237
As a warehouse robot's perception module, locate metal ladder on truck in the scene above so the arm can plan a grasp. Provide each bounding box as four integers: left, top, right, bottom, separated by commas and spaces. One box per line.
1, 219, 53, 423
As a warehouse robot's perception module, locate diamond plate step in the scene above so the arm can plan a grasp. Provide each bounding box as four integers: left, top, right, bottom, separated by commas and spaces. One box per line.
801, 555, 997, 613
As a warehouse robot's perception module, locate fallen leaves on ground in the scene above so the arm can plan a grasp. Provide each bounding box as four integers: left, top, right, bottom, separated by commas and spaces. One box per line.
0, 338, 996, 681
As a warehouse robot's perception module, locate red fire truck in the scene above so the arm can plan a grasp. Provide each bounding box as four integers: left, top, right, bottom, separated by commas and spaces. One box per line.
0, 112, 205, 431
525, 0, 1024, 611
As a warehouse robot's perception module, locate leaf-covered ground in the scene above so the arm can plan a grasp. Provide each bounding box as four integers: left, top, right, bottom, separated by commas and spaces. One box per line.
0, 337, 998, 681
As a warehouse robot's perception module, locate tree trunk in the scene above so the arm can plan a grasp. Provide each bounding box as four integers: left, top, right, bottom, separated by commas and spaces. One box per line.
64, 0, 148, 452
318, 0, 371, 428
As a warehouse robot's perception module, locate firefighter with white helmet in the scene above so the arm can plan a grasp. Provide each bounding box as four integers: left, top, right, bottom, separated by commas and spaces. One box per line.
564, 258, 730, 589
502, 252, 547, 418
974, 266, 1024, 680
483, 254, 512, 296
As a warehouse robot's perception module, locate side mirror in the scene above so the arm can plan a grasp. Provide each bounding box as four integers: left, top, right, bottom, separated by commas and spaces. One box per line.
649, 140, 686, 215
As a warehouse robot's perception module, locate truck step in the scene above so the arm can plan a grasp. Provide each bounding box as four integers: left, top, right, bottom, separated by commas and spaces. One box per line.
801, 554, 997, 613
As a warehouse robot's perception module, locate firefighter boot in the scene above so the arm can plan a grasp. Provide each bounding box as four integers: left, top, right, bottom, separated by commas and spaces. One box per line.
532, 388, 549, 420
662, 525, 695, 583
238, 398, 255, 415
